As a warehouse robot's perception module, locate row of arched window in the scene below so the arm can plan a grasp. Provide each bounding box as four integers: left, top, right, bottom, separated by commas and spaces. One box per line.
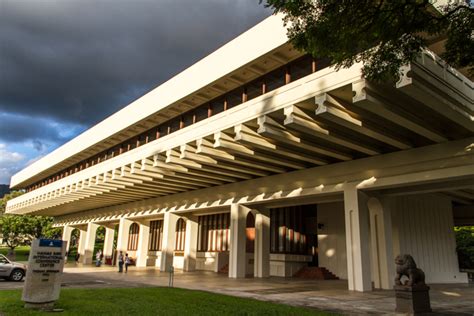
126, 207, 314, 255
127, 215, 233, 252
127, 219, 187, 252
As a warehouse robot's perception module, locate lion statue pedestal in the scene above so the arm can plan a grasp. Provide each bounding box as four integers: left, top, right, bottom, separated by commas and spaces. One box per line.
393, 254, 431, 314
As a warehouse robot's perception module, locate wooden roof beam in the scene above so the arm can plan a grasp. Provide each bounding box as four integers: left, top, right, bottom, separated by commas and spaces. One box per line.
214, 131, 306, 170
154, 154, 225, 186
396, 64, 474, 133
284, 104, 380, 156
352, 81, 448, 143
166, 149, 246, 181
234, 124, 328, 166
181, 143, 268, 177
257, 115, 352, 161
135, 160, 200, 191
315, 93, 412, 150
141, 159, 210, 188
196, 138, 285, 173
121, 165, 155, 182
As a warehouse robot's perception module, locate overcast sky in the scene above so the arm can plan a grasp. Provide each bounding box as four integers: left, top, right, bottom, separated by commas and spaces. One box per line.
0, 0, 272, 185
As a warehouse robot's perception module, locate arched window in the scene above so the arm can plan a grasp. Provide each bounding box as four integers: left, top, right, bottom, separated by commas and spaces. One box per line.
246, 212, 255, 253
197, 213, 230, 252
270, 206, 311, 254
148, 220, 163, 251
175, 218, 186, 251
127, 223, 139, 251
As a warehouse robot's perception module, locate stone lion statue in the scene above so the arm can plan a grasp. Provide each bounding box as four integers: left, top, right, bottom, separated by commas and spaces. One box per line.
394, 254, 426, 286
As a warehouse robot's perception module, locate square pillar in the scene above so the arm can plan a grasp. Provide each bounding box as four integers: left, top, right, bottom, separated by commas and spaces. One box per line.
368, 197, 395, 289
160, 212, 179, 272
62, 225, 74, 253
103, 225, 115, 257
229, 204, 250, 278
344, 185, 372, 292
254, 210, 270, 278
136, 221, 150, 268
82, 222, 98, 265
183, 216, 198, 272
77, 228, 87, 260
116, 218, 133, 259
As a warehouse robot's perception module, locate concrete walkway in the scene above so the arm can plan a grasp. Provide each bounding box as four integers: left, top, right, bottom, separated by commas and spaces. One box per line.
1, 264, 473, 315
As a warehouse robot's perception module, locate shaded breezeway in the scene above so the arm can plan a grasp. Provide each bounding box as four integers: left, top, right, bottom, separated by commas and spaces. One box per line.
1, 265, 473, 315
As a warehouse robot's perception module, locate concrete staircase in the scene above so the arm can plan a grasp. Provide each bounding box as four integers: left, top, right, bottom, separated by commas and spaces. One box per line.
294, 266, 339, 280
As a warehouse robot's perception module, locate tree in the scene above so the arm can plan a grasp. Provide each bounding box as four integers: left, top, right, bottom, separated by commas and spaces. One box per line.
26, 216, 62, 240
0, 191, 26, 253
0, 215, 29, 251
96, 226, 105, 242
455, 226, 474, 269
0, 215, 62, 251
1, 191, 62, 251
263, 0, 473, 81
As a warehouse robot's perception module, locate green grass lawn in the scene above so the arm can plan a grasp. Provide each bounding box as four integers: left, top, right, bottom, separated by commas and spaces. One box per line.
0, 287, 334, 315
0, 246, 30, 262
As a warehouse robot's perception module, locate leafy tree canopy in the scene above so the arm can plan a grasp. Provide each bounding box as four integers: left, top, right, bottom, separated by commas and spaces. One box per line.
455, 226, 474, 269
0, 215, 29, 250
263, 0, 473, 81
0, 191, 61, 250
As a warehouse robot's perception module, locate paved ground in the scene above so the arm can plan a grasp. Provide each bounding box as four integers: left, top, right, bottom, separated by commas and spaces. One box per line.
1, 264, 473, 315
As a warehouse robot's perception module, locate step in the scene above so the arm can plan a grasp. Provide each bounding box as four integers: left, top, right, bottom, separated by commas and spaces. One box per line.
294, 267, 339, 280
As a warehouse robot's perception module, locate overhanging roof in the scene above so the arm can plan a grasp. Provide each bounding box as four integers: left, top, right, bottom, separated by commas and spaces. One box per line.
10, 14, 291, 189
6, 51, 474, 217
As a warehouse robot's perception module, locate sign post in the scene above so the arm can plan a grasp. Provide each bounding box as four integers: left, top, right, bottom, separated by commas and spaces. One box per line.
22, 239, 66, 310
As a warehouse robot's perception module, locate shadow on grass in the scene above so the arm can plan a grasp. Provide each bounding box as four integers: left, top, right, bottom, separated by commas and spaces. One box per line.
0, 287, 337, 315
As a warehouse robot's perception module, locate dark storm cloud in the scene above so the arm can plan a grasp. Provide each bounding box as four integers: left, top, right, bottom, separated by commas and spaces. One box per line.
0, 0, 272, 128
0, 112, 85, 146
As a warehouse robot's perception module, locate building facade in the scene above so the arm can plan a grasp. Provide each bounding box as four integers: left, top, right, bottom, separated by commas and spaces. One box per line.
6, 15, 473, 292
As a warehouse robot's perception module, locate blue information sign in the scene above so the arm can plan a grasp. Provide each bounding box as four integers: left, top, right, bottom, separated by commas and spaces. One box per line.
39, 239, 63, 248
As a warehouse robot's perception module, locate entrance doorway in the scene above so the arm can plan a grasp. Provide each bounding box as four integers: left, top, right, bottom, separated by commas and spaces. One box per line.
270, 204, 318, 263
268, 204, 319, 276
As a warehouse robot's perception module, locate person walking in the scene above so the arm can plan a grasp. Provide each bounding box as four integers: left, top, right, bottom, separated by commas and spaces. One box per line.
95, 250, 102, 267
118, 251, 124, 272
75, 253, 80, 265
125, 253, 131, 273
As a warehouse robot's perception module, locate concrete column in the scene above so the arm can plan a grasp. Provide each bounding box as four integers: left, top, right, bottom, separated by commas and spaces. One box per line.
61, 225, 74, 253
103, 226, 115, 258
116, 217, 133, 255
254, 210, 270, 278
368, 197, 395, 289
183, 216, 198, 272
136, 221, 150, 268
82, 222, 98, 265
344, 184, 372, 292
229, 204, 250, 278
77, 228, 87, 260
160, 212, 179, 272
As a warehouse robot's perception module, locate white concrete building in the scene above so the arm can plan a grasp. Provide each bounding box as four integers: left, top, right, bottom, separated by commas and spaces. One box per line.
6, 15, 473, 291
